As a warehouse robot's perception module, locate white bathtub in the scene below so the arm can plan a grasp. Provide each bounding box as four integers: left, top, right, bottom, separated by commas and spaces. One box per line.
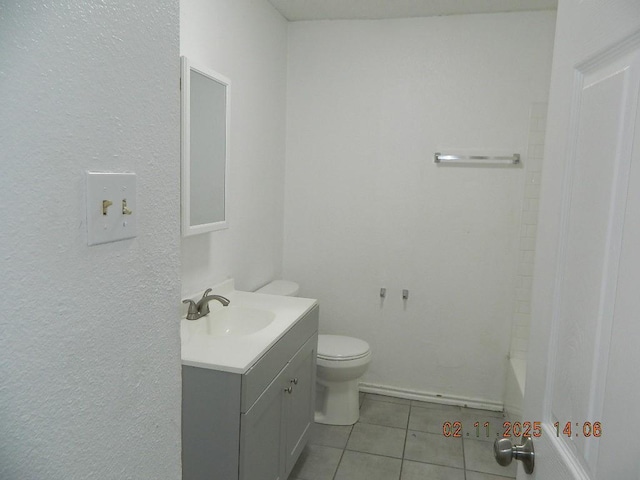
504, 358, 526, 421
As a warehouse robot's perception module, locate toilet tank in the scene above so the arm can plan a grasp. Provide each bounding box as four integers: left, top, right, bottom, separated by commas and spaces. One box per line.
255, 280, 299, 297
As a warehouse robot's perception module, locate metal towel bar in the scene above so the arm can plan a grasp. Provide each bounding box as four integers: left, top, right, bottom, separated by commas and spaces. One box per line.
434, 153, 520, 165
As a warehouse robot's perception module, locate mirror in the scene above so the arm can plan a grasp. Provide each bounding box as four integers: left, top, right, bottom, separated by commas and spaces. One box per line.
181, 56, 230, 236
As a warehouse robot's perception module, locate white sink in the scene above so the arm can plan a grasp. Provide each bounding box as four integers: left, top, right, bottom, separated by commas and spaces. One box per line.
181, 279, 318, 373
190, 306, 275, 338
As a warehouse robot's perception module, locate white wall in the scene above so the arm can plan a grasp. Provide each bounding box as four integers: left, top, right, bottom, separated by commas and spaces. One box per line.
0, 2, 181, 479
180, 0, 288, 295
283, 12, 556, 406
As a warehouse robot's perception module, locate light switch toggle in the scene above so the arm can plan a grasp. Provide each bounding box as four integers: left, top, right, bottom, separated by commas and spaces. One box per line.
102, 200, 113, 215
122, 199, 133, 215
86, 171, 137, 246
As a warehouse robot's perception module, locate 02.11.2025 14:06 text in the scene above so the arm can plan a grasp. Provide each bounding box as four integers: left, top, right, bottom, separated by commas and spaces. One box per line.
442, 420, 602, 439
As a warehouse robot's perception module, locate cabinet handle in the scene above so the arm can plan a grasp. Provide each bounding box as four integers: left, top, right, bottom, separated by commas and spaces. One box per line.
284, 386, 293, 394
290, 378, 298, 385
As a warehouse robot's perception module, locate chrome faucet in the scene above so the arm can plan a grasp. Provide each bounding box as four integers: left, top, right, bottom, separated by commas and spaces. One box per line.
182, 288, 231, 320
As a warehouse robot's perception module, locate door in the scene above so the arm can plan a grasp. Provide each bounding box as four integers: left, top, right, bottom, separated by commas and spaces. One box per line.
519, 0, 640, 478
239, 367, 286, 480
284, 335, 317, 476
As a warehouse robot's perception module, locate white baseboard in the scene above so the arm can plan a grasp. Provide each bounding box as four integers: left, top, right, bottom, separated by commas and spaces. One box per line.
359, 382, 504, 412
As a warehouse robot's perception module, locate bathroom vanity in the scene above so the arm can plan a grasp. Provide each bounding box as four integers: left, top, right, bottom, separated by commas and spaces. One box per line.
181, 283, 318, 480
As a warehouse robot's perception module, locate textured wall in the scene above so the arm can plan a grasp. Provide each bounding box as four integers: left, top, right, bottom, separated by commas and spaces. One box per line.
180, 0, 288, 295
0, 2, 182, 479
283, 12, 556, 406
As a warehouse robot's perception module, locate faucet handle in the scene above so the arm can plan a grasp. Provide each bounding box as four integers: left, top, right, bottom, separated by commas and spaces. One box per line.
198, 289, 215, 316
182, 299, 198, 318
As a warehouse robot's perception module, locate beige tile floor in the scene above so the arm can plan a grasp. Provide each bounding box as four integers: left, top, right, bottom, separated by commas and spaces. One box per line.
289, 393, 517, 480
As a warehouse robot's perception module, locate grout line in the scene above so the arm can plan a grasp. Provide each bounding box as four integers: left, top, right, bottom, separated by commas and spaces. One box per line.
398, 401, 412, 480
342, 448, 406, 462
381, 455, 465, 471
330, 420, 355, 480
330, 447, 346, 480
461, 427, 468, 480
366, 394, 412, 407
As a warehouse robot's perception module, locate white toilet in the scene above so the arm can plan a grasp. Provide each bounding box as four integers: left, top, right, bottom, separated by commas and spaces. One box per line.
255, 280, 372, 425
315, 334, 371, 425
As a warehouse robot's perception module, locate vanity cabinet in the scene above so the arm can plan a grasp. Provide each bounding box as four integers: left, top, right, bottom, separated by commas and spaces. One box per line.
182, 305, 318, 480
239, 335, 316, 480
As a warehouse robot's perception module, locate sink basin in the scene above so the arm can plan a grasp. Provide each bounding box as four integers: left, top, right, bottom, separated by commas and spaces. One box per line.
195, 306, 276, 338
180, 281, 319, 373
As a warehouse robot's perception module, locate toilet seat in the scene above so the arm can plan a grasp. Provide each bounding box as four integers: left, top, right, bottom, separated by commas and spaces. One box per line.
317, 335, 370, 361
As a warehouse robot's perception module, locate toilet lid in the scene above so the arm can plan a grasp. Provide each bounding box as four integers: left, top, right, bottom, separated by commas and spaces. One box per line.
317, 335, 370, 360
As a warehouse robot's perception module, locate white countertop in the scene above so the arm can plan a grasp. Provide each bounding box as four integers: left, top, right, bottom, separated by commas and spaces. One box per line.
180, 282, 317, 374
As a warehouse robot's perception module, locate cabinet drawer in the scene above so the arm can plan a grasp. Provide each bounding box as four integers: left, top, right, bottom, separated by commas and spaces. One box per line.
241, 305, 318, 412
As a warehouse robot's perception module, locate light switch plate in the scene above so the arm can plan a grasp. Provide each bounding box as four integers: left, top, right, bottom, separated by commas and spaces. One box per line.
86, 171, 137, 246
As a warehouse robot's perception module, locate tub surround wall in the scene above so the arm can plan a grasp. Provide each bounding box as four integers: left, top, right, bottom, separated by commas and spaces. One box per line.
180, 0, 288, 295
503, 103, 547, 420
283, 12, 556, 406
505, 358, 527, 421
1, 2, 181, 478
509, 103, 548, 362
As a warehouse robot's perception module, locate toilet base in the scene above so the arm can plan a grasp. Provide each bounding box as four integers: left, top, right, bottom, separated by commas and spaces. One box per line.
314, 378, 360, 425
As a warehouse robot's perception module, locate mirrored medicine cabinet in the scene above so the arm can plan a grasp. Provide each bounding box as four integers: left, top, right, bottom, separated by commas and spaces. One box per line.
180, 56, 230, 236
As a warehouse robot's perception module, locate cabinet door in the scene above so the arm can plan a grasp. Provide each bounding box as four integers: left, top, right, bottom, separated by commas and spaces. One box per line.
239, 368, 286, 480
284, 334, 317, 476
